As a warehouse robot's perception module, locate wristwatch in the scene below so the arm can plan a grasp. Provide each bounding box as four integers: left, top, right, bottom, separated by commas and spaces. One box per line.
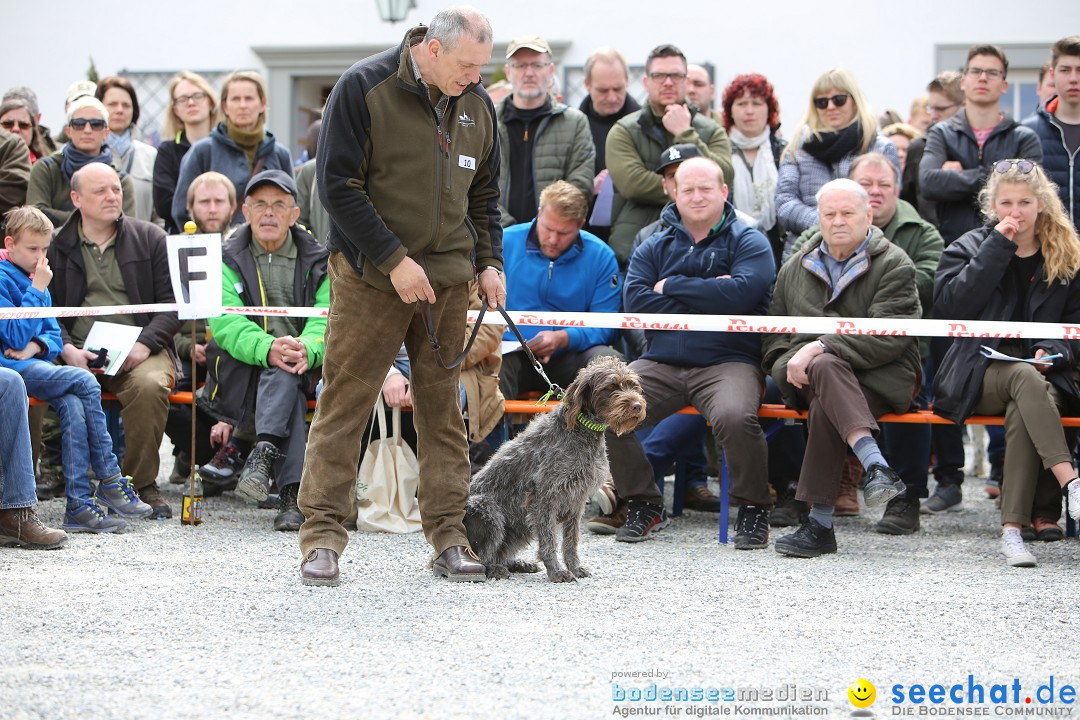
481, 266, 503, 277
817, 339, 832, 354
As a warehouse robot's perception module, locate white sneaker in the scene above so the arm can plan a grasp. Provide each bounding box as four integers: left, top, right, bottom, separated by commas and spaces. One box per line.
1000, 529, 1037, 568
591, 475, 617, 515
1067, 479, 1080, 521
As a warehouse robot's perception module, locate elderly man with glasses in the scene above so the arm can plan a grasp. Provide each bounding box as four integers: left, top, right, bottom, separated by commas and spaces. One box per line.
605, 43, 733, 267
494, 35, 595, 227
201, 169, 329, 532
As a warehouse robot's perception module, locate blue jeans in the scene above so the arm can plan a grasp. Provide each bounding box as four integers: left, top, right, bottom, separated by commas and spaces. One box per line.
0, 368, 37, 509
637, 413, 709, 491
19, 362, 122, 508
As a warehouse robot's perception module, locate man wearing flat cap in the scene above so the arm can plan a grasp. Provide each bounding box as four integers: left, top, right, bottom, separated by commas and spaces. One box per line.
203, 169, 330, 532
496, 34, 595, 226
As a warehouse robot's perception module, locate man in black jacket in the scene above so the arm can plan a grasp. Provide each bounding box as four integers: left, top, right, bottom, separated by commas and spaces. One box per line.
49, 162, 180, 518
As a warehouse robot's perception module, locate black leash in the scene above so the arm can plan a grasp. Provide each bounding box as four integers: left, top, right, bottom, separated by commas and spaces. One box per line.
423, 301, 564, 401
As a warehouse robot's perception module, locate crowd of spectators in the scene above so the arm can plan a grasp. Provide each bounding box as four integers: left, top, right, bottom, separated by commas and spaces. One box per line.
2, 33, 1080, 570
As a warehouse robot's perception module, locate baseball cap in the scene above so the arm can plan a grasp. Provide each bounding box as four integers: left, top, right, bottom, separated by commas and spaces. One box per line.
65, 80, 97, 107
506, 36, 552, 59
245, 169, 298, 201
656, 144, 702, 174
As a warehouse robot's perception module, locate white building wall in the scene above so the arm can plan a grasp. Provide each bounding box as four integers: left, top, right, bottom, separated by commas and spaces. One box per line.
6, 0, 1074, 153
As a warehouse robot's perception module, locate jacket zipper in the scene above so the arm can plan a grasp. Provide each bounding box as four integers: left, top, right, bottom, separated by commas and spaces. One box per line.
1049, 117, 1079, 226
548, 259, 554, 280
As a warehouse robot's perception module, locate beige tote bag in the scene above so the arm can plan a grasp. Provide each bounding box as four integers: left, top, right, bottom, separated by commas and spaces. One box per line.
355, 395, 422, 533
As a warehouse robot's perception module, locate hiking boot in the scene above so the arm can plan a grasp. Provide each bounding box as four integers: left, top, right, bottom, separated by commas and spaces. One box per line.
985, 459, 1003, 498
587, 503, 627, 535
1032, 517, 1064, 542
922, 482, 962, 514
63, 499, 127, 533
96, 476, 154, 519
137, 483, 173, 519
0, 507, 68, 549
732, 503, 769, 549
200, 441, 246, 488
875, 494, 921, 535
590, 475, 617, 515
769, 483, 807, 527
836, 456, 862, 515
168, 452, 191, 485
861, 464, 906, 508
684, 485, 722, 513
35, 471, 65, 501
774, 517, 837, 558
1000, 529, 1037, 567
274, 484, 304, 532
615, 500, 669, 543
235, 441, 283, 504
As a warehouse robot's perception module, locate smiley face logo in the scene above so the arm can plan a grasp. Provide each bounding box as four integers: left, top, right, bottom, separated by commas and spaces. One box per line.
848, 679, 876, 708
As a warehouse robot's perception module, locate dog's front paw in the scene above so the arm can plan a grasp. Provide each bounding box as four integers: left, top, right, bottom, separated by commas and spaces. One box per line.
547, 569, 577, 583
571, 565, 591, 578
507, 559, 540, 573
487, 564, 510, 580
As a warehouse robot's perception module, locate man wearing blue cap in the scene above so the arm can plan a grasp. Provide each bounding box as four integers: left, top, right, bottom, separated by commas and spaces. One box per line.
201, 169, 330, 531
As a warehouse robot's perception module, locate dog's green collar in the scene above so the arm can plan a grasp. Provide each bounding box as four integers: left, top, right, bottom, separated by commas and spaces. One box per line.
576, 412, 608, 433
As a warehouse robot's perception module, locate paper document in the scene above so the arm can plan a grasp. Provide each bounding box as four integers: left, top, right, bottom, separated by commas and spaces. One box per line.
83, 321, 144, 376
979, 345, 1058, 366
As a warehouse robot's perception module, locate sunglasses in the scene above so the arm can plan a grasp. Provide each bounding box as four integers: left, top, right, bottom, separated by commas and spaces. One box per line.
813, 93, 850, 110
69, 118, 107, 131
993, 159, 1036, 174
1, 119, 32, 131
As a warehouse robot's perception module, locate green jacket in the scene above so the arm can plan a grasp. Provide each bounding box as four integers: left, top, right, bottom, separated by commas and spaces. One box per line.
317, 25, 501, 292
26, 149, 136, 226
762, 227, 922, 413
495, 97, 595, 226
605, 101, 733, 265
792, 198, 943, 359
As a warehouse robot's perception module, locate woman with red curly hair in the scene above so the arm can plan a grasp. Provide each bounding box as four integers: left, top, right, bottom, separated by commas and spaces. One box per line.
721, 73, 786, 264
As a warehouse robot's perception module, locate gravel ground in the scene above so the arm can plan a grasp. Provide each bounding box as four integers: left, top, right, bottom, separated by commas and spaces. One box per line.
2, 439, 1079, 720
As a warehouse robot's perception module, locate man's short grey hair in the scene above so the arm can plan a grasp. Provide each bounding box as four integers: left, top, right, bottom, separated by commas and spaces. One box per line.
816, 178, 869, 208
70, 162, 118, 194
425, 6, 493, 51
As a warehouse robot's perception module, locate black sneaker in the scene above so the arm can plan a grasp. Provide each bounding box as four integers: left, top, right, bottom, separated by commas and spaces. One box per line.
861, 464, 906, 508
774, 518, 837, 558
875, 495, 921, 535
235, 441, 283, 504
921, 482, 962, 514
200, 442, 246, 486
769, 483, 807, 527
273, 484, 303, 532
733, 503, 770, 549
615, 501, 669, 543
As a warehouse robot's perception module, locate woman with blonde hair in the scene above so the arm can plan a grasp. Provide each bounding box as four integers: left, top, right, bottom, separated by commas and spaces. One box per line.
775, 67, 899, 250
934, 159, 1080, 567
153, 71, 220, 233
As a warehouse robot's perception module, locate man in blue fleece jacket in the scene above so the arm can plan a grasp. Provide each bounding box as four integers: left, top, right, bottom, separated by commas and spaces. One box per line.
606, 156, 775, 548
499, 180, 623, 399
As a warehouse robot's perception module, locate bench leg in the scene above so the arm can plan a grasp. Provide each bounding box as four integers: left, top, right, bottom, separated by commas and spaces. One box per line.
718, 449, 729, 544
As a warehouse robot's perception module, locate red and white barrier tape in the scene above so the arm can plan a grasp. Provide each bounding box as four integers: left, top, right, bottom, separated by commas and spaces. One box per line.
2, 304, 1078, 340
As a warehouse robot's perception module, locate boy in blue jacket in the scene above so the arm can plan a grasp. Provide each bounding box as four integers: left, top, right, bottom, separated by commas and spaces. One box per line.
1, 207, 152, 532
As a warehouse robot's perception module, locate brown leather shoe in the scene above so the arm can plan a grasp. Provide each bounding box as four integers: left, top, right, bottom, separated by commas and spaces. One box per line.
300, 548, 340, 586
683, 485, 722, 513
35, 471, 65, 501
587, 502, 627, 534
835, 457, 862, 516
432, 545, 486, 582
0, 507, 69, 550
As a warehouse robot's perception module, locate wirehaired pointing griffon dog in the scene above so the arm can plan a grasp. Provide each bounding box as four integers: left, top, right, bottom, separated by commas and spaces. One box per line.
464, 355, 646, 582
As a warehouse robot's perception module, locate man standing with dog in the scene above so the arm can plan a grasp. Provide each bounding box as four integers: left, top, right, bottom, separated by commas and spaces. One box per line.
297, 6, 505, 586
606, 156, 776, 548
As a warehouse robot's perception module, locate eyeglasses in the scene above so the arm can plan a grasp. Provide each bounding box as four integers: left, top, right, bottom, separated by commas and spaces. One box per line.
0, 119, 32, 131
647, 72, 687, 83
69, 118, 107, 131
173, 92, 207, 107
246, 200, 294, 215
508, 61, 551, 72
925, 102, 957, 114
965, 67, 1003, 78
993, 159, 1035, 174
813, 94, 850, 110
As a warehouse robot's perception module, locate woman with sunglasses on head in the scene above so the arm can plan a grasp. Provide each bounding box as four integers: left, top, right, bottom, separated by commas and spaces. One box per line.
0, 99, 48, 164
26, 97, 136, 226
153, 71, 220, 234
95, 77, 158, 224
934, 159, 1080, 568
775, 67, 899, 258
